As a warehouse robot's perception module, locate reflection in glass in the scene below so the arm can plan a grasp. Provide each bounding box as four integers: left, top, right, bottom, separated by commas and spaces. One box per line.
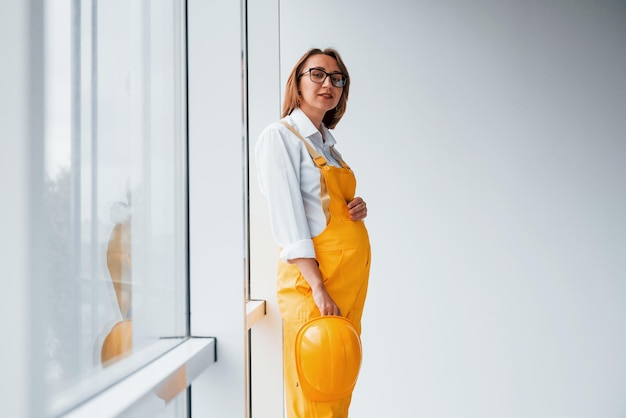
44, 0, 187, 413
101, 195, 133, 367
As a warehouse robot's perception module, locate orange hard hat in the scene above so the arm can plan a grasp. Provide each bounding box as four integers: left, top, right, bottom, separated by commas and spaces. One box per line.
294, 316, 362, 402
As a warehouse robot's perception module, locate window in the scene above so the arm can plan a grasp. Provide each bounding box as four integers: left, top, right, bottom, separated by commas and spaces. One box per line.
43, 0, 190, 415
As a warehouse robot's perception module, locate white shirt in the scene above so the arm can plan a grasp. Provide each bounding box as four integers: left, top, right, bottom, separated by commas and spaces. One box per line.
255, 108, 345, 261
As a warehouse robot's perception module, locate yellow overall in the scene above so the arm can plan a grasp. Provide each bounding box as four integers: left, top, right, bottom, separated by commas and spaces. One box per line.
277, 123, 371, 418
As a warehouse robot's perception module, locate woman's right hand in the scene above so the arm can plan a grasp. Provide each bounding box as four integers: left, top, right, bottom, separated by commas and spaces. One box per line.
290, 257, 341, 316
311, 285, 341, 316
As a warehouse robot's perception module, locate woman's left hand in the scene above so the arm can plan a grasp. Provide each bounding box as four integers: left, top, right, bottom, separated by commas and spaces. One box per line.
347, 197, 367, 221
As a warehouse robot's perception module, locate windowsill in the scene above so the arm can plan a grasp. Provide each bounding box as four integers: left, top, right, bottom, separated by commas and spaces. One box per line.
53, 337, 216, 417
246, 299, 267, 330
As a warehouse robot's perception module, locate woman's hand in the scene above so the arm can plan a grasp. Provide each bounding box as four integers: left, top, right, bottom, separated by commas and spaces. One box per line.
348, 196, 367, 221
311, 285, 342, 316
290, 257, 341, 316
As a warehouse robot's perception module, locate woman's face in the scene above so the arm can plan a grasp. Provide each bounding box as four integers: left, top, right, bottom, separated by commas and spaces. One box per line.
298, 54, 344, 122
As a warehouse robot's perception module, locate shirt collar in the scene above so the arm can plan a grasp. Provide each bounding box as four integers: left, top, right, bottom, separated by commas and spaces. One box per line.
288, 108, 337, 148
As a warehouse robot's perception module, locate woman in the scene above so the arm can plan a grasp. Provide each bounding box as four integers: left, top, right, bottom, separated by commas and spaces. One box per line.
255, 47, 371, 417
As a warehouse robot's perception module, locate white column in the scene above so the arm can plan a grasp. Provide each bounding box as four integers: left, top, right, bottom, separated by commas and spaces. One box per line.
247, 0, 285, 417
188, 0, 247, 416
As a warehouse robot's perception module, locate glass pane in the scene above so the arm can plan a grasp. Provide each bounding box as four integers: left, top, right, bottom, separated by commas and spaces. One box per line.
44, 0, 187, 411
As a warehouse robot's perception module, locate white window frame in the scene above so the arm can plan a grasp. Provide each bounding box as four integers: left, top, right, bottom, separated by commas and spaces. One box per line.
1, 0, 219, 416
3, 0, 265, 416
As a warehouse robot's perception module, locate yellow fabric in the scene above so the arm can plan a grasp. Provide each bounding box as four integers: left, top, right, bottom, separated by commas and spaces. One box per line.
276, 125, 371, 418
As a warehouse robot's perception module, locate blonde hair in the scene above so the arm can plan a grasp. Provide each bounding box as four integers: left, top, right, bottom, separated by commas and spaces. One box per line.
282, 48, 350, 129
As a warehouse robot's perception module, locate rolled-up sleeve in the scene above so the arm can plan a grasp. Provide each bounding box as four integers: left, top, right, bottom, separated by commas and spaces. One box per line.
255, 123, 316, 261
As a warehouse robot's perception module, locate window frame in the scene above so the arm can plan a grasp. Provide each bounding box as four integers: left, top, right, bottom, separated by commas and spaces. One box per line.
38, 0, 217, 416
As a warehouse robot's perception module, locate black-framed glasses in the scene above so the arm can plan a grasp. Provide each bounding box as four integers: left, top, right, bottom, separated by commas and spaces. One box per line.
299, 68, 347, 88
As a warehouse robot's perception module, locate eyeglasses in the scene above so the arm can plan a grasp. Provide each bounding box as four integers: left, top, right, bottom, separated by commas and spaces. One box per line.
299, 68, 347, 88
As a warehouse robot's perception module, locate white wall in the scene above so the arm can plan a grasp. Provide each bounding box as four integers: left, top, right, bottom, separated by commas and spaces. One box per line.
1, 2, 32, 417
0, 1, 46, 417
250, 1, 626, 417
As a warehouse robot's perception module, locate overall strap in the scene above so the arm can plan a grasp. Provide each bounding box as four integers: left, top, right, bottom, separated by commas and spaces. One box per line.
329, 146, 350, 169
280, 121, 351, 169
280, 121, 328, 168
